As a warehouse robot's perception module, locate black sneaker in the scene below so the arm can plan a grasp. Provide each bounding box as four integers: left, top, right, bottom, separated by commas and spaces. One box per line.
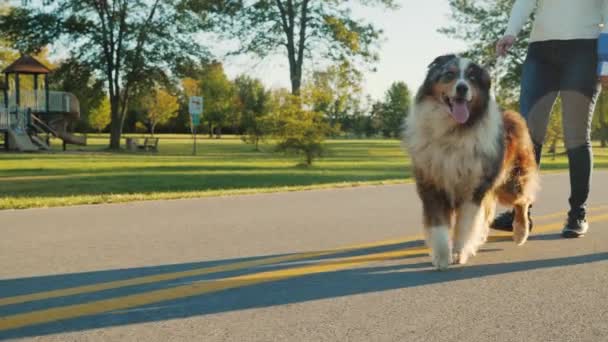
491, 210, 515, 231
561, 214, 589, 238
490, 208, 534, 232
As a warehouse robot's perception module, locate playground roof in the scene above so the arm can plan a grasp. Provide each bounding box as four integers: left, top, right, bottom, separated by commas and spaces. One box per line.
3, 55, 51, 75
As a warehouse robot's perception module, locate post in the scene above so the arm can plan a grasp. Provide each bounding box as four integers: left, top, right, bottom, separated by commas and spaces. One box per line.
33, 74, 38, 111
188, 96, 203, 156
15, 72, 20, 108
193, 125, 197, 156
45, 74, 49, 113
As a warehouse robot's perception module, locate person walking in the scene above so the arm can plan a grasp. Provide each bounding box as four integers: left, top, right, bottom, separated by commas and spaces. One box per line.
493, 0, 608, 238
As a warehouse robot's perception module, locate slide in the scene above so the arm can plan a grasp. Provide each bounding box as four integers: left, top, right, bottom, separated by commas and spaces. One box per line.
56, 130, 87, 146
7, 129, 39, 152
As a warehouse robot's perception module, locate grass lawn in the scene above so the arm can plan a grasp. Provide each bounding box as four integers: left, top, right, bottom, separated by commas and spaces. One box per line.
1, 134, 607, 210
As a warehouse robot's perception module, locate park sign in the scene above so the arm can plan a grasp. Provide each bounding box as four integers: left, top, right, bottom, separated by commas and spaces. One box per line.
189, 96, 203, 126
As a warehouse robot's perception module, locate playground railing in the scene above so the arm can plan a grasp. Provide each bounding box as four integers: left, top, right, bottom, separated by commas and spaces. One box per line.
7, 91, 80, 115
0, 107, 8, 131
0, 108, 29, 132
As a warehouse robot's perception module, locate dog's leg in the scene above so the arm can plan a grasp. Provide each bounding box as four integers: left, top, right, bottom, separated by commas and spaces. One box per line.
453, 201, 486, 265
417, 180, 453, 271
480, 196, 496, 244
513, 202, 531, 245
425, 224, 452, 271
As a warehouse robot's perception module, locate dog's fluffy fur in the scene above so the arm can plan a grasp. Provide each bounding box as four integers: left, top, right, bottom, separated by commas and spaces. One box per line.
402, 54, 540, 271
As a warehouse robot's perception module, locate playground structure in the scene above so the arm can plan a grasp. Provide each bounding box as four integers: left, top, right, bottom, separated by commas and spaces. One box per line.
0, 55, 86, 152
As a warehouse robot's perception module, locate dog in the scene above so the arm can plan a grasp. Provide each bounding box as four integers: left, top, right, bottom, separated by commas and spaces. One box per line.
402, 54, 540, 271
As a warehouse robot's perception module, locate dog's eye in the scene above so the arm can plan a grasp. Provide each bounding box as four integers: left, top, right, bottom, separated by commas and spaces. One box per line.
467, 74, 476, 81
442, 71, 456, 82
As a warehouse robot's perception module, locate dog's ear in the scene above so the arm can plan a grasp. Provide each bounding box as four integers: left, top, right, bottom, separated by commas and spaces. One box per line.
476, 63, 492, 91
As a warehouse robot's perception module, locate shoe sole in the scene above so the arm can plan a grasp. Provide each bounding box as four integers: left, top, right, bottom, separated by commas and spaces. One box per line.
561, 230, 586, 238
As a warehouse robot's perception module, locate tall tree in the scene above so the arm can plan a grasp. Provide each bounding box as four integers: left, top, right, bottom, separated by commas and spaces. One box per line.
305, 60, 363, 133
439, 0, 532, 107
89, 96, 111, 133
143, 86, 180, 135
213, 0, 398, 95
0, 0, 226, 149
199, 62, 235, 138
49, 58, 105, 131
235, 75, 272, 150
377, 81, 410, 138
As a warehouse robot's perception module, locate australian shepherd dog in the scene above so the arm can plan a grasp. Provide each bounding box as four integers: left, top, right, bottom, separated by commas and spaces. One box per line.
402, 54, 540, 271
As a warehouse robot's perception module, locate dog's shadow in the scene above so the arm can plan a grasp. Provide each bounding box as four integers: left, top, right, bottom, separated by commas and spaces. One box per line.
1, 240, 605, 340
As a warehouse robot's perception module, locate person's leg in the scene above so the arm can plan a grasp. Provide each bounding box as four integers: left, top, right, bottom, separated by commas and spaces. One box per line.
558, 39, 600, 238
491, 41, 559, 231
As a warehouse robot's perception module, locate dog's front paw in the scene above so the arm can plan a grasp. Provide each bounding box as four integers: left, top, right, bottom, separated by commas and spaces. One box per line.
452, 250, 472, 265
431, 249, 452, 271
513, 221, 529, 246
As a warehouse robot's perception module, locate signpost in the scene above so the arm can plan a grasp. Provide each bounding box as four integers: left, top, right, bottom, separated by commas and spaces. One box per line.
188, 96, 203, 155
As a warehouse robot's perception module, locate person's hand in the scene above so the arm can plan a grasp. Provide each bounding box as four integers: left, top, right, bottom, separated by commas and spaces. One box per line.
496, 35, 516, 57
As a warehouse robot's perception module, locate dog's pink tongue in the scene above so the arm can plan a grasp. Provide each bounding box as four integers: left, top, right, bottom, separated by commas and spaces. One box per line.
451, 101, 469, 124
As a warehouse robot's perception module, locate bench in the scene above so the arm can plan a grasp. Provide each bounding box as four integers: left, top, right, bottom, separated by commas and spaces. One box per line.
126, 137, 159, 152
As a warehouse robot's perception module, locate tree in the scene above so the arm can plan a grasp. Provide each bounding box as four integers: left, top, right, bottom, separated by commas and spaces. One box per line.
376, 81, 410, 138
199, 62, 235, 138
593, 92, 608, 148
545, 98, 563, 159
49, 58, 106, 132
235, 75, 272, 150
439, 0, 532, 107
305, 60, 363, 134
89, 96, 111, 133
268, 89, 336, 166
143, 86, 180, 136
213, 0, 398, 95
1, 1, 225, 149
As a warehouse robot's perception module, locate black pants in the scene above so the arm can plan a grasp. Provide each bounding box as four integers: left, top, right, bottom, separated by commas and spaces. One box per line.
520, 39, 600, 218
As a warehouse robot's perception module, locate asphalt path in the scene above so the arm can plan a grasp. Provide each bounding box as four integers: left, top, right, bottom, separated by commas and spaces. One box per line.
1, 171, 607, 341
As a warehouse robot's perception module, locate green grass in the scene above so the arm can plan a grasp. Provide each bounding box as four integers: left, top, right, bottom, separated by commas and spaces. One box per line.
1, 134, 607, 210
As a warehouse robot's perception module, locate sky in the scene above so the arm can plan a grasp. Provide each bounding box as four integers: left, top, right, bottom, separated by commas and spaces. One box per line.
217, 0, 469, 101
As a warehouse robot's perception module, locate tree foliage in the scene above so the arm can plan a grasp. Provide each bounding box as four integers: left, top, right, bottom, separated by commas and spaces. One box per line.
212, 0, 399, 95
235, 75, 272, 150
304, 60, 363, 134
0, 0, 224, 149
439, 0, 532, 107
143, 86, 180, 135
49, 58, 106, 131
89, 96, 111, 133
268, 89, 336, 166
375, 81, 410, 138
198, 62, 235, 138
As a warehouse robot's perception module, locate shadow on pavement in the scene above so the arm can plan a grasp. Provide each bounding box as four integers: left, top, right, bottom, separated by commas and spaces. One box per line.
0, 236, 605, 340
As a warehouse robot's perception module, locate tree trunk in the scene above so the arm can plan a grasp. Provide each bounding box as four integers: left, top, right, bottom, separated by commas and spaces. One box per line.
550, 138, 557, 160
215, 126, 222, 139
208, 122, 213, 138
109, 95, 123, 150
306, 151, 313, 166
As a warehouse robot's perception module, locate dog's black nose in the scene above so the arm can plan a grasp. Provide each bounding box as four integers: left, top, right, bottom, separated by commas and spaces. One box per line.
456, 83, 468, 97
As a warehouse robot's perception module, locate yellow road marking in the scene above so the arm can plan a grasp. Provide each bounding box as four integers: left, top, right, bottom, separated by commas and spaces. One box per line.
0, 236, 422, 307
2, 213, 608, 332
0, 246, 428, 331
1, 205, 607, 308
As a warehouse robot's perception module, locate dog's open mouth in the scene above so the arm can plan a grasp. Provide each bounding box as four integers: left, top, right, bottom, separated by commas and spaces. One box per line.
442, 95, 470, 124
